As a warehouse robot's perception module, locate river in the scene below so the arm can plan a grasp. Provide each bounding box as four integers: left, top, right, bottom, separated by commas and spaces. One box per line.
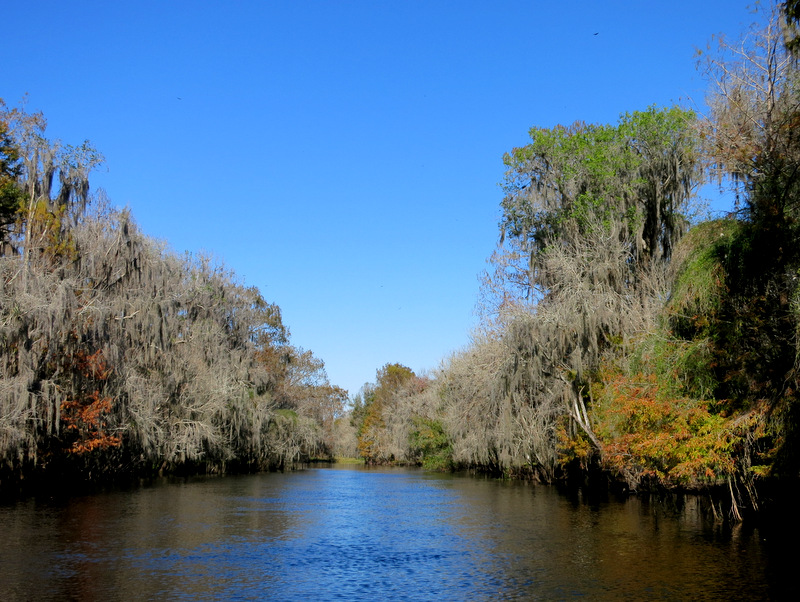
0, 465, 796, 600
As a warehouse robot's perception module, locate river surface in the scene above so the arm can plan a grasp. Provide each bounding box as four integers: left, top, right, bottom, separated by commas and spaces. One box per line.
0, 465, 796, 600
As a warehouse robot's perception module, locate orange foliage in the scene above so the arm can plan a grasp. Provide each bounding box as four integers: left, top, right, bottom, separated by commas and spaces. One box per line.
60, 349, 121, 455
356, 400, 385, 462
594, 370, 739, 488
556, 418, 593, 469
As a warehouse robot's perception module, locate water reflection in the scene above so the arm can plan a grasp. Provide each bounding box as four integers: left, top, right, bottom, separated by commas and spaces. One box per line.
0, 466, 795, 600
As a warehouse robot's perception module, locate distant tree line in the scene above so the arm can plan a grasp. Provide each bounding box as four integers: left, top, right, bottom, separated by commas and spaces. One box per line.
345, 2, 800, 520
0, 102, 347, 487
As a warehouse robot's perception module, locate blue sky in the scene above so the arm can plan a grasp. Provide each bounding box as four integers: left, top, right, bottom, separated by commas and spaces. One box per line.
5, 1, 766, 397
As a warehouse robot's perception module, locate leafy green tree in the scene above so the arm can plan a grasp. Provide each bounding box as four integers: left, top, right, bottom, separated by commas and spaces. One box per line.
408, 416, 452, 470
495, 106, 698, 304
0, 102, 23, 251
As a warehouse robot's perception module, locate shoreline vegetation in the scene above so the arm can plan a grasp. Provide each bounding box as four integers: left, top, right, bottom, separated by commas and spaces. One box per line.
3, 2, 800, 521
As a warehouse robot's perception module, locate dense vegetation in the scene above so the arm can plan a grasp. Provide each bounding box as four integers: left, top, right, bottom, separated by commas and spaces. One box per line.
0, 103, 347, 487
346, 3, 800, 520
4, 2, 800, 520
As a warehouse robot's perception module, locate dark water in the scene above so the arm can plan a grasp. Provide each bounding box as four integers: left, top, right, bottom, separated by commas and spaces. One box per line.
0, 466, 796, 600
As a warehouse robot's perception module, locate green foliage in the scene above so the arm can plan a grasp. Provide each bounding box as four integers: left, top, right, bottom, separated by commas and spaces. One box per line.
608, 220, 741, 405
785, 0, 800, 53
582, 207, 791, 496
333, 456, 365, 464
0, 105, 23, 245
669, 220, 738, 325
274, 409, 298, 422
499, 105, 698, 294
664, 212, 799, 416
593, 210, 785, 494
696, 3, 800, 420
408, 416, 452, 470
641, 337, 718, 401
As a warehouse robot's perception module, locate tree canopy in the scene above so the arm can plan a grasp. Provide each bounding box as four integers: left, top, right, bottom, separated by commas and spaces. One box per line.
487, 107, 699, 314
0, 103, 347, 485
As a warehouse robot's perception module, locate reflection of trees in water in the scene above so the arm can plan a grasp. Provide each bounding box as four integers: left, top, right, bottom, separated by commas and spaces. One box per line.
0, 468, 782, 599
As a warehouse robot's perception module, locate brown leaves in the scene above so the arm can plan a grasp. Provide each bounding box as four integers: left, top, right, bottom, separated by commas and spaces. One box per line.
59, 349, 120, 455
61, 391, 120, 455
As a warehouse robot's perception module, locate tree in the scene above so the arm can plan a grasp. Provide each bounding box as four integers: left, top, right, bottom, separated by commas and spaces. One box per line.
473, 107, 701, 479
0, 101, 23, 252
697, 2, 800, 395
354, 363, 419, 463
438, 336, 515, 473
494, 106, 698, 305
586, 3, 800, 509
700, 3, 800, 227
272, 347, 348, 456
0, 101, 102, 276
692, 2, 800, 476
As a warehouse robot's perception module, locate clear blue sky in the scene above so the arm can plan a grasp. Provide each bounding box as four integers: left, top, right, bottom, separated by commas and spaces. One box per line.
5, 1, 766, 397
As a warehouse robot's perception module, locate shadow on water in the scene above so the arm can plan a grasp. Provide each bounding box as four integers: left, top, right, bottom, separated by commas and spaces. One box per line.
0, 466, 797, 600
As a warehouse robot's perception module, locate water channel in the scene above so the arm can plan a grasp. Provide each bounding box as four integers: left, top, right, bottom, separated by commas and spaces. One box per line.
1, 465, 796, 600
